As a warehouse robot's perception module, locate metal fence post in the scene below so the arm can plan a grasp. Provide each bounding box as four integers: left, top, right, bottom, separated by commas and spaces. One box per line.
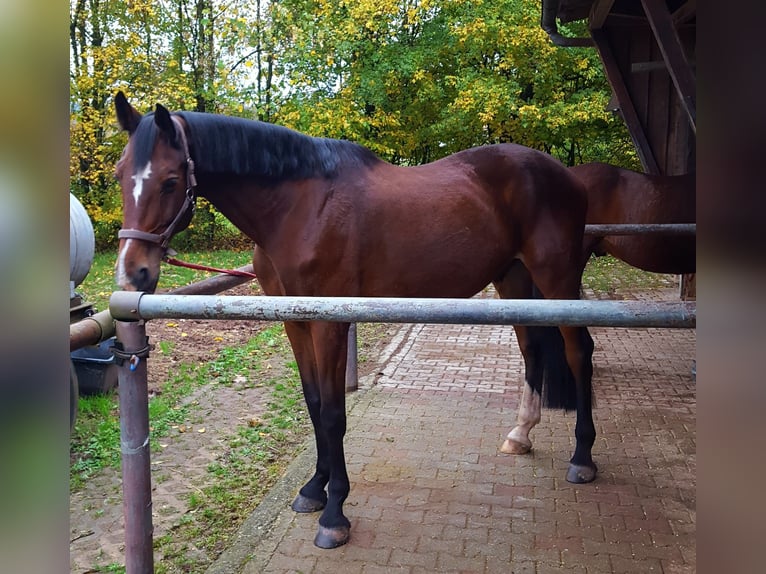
345, 323, 358, 392
114, 320, 154, 574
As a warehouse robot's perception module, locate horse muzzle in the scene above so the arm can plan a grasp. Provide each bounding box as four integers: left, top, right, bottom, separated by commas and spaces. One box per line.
116, 238, 162, 293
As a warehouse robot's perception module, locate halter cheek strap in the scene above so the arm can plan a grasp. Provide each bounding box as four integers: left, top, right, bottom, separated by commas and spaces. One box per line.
118, 115, 197, 252
118, 188, 195, 251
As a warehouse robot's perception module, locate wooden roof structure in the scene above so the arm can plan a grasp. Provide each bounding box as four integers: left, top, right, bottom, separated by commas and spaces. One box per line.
541, 0, 696, 176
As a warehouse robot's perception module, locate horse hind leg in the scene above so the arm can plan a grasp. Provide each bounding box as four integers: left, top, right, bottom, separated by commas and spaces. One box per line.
555, 324, 596, 483
494, 262, 544, 455
501, 359, 541, 455
524, 258, 598, 484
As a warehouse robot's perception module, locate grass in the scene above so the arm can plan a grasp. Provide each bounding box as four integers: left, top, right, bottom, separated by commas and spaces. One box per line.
69, 395, 122, 488
70, 318, 309, 572
70, 248, 255, 490
150, 326, 309, 573
70, 246, 301, 572
69, 374, 193, 491
581, 254, 676, 294
87, 564, 125, 574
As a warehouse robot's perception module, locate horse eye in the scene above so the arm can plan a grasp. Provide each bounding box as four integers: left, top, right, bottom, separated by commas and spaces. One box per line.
161, 179, 178, 193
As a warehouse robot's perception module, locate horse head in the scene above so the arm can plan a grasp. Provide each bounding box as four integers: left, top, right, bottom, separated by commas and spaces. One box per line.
113, 92, 196, 292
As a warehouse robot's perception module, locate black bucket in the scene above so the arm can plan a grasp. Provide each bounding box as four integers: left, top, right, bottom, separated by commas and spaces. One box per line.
71, 337, 119, 395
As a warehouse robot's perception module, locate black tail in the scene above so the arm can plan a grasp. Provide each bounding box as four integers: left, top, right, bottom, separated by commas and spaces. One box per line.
525, 288, 594, 412
526, 325, 578, 411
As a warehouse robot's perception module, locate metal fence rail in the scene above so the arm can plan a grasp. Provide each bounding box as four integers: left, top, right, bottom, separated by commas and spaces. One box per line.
70, 264, 258, 352
584, 223, 695, 235
110, 292, 696, 329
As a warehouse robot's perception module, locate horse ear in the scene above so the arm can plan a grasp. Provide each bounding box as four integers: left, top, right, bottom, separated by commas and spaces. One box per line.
114, 91, 142, 134
154, 104, 177, 141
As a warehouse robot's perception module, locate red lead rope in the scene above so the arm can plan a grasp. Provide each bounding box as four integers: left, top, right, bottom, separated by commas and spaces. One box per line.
163, 256, 259, 279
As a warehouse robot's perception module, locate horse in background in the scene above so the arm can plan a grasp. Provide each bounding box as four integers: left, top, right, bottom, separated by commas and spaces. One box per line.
502, 163, 695, 458
571, 162, 695, 275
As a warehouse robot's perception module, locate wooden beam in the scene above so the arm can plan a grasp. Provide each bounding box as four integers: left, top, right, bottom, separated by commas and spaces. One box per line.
640, 0, 696, 133
672, 0, 696, 25
631, 59, 696, 73
591, 28, 661, 174
589, 0, 616, 30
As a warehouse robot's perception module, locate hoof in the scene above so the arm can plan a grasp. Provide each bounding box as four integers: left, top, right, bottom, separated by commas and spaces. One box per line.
566, 462, 598, 484
500, 438, 531, 455
314, 525, 350, 549
291, 493, 326, 513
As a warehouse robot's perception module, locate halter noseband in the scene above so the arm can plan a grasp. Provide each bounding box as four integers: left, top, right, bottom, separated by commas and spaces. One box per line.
118, 115, 198, 252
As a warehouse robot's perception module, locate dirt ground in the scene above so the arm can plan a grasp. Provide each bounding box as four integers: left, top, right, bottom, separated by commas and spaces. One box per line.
145, 282, 266, 395
69, 282, 401, 573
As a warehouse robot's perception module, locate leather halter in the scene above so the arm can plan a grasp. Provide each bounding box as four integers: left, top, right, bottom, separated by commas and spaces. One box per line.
118, 115, 198, 252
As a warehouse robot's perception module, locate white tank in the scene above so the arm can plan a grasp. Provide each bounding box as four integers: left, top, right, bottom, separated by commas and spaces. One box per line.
70, 193, 95, 288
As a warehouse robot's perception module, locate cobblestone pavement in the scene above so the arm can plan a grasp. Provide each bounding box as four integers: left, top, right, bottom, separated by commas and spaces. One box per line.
210, 288, 696, 574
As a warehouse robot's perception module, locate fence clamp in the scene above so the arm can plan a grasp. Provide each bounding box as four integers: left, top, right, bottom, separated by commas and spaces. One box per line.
110, 339, 153, 371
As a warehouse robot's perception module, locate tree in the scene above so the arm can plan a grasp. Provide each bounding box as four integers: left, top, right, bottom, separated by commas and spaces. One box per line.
69, 0, 277, 248
274, 0, 636, 166
70, 0, 175, 245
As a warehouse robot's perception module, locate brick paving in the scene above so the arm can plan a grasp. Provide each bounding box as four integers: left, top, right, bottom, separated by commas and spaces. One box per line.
211, 289, 696, 574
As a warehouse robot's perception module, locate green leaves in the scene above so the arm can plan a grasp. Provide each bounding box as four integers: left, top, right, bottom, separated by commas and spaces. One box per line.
273, 0, 635, 166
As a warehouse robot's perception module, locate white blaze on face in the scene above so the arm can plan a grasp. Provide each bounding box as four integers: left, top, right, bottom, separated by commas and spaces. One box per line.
131, 161, 152, 205
115, 239, 133, 289
116, 161, 152, 288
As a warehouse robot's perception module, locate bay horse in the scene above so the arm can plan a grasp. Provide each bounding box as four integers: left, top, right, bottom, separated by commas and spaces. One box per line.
572, 162, 696, 274
501, 162, 696, 460
113, 92, 595, 549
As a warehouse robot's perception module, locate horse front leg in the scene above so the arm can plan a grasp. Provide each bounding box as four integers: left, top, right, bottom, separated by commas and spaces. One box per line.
284, 321, 330, 512
291, 378, 330, 512
252, 255, 332, 508
309, 321, 352, 549
314, 390, 351, 548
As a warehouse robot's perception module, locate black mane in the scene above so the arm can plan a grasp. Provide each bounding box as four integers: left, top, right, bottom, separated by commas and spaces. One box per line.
176, 112, 379, 180
130, 110, 379, 181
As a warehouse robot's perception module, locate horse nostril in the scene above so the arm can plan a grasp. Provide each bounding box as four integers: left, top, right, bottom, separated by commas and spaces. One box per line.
133, 266, 150, 290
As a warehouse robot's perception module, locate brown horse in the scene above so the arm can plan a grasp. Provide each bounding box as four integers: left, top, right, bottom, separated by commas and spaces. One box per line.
113, 92, 595, 549
573, 162, 696, 274
501, 162, 696, 460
